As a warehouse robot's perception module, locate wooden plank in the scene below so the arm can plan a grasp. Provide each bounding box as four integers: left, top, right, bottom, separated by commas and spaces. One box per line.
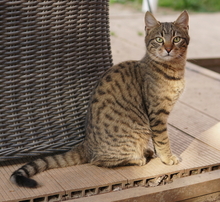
110, 35, 144, 65
110, 7, 145, 65
186, 61, 220, 81
48, 163, 128, 199
168, 126, 220, 167
71, 169, 220, 202
0, 192, 4, 202
187, 58, 220, 74
180, 192, 220, 202
198, 122, 220, 151
180, 63, 220, 120
0, 161, 65, 202
169, 101, 218, 139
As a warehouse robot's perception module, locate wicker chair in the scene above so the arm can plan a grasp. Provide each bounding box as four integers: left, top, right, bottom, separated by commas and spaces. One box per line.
0, 0, 112, 161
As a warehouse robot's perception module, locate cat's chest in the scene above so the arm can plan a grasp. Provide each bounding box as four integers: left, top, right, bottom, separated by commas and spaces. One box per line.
147, 78, 185, 102
164, 79, 185, 102
168, 78, 184, 91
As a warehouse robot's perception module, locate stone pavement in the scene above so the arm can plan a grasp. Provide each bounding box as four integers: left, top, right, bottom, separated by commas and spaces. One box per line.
109, 3, 220, 65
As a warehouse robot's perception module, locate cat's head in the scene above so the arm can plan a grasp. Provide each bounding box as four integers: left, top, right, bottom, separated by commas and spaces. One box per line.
144, 11, 190, 63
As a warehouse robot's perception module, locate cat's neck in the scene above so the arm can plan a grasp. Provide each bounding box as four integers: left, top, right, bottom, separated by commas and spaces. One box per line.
141, 53, 186, 80
141, 52, 186, 68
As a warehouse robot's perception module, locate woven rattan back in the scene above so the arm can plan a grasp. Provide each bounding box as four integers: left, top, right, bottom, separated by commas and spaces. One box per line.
0, 1, 112, 161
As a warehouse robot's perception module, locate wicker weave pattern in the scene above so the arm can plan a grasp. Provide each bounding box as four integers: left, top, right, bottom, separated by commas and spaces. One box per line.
0, 0, 112, 161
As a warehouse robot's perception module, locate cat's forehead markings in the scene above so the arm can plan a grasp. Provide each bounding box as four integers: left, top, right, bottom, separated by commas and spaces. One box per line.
158, 23, 177, 38
161, 23, 172, 34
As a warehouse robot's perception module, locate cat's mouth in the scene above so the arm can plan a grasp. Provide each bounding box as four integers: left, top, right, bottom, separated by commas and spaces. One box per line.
157, 50, 175, 60
154, 51, 182, 62
165, 53, 172, 57
163, 53, 174, 60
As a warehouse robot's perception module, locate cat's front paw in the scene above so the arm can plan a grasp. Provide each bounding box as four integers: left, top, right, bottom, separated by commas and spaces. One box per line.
161, 154, 181, 165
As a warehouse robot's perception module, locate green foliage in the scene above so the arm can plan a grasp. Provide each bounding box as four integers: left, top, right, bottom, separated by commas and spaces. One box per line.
110, 31, 116, 36
137, 31, 144, 36
110, 0, 142, 4
158, 0, 220, 12
110, 0, 143, 10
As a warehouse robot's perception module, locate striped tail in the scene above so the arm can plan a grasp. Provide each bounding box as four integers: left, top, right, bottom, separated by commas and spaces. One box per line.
10, 143, 87, 188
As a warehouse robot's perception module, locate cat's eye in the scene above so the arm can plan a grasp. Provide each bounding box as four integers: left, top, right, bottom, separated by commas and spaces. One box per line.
173, 37, 181, 43
155, 37, 163, 43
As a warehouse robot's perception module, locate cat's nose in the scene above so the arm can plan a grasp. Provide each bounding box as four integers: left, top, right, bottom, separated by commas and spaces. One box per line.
165, 47, 172, 53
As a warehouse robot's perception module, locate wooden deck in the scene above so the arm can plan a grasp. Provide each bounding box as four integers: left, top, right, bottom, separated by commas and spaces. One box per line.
1, 5, 220, 202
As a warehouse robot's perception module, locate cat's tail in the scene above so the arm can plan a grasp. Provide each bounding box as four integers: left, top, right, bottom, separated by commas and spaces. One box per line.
10, 143, 88, 188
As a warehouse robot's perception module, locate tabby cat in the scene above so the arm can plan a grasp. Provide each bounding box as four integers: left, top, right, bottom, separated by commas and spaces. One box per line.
10, 11, 190, 188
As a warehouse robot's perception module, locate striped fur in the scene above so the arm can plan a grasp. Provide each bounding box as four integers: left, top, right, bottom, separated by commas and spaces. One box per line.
10, 11, 190, 188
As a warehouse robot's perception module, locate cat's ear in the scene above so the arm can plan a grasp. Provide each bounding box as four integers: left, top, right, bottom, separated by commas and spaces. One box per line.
174, 10, 189, 30
145, 11, 160, 33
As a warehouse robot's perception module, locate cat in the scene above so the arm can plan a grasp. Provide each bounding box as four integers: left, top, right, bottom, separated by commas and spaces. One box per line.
10, 11, 190, 188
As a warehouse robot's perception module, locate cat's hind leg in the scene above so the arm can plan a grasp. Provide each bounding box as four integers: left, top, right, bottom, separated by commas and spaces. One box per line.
124, 157, 146, 166
144, 148, 154, 158
91, 157, 127, 167
144, 148, 154, 161
91, 156, 147, 167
